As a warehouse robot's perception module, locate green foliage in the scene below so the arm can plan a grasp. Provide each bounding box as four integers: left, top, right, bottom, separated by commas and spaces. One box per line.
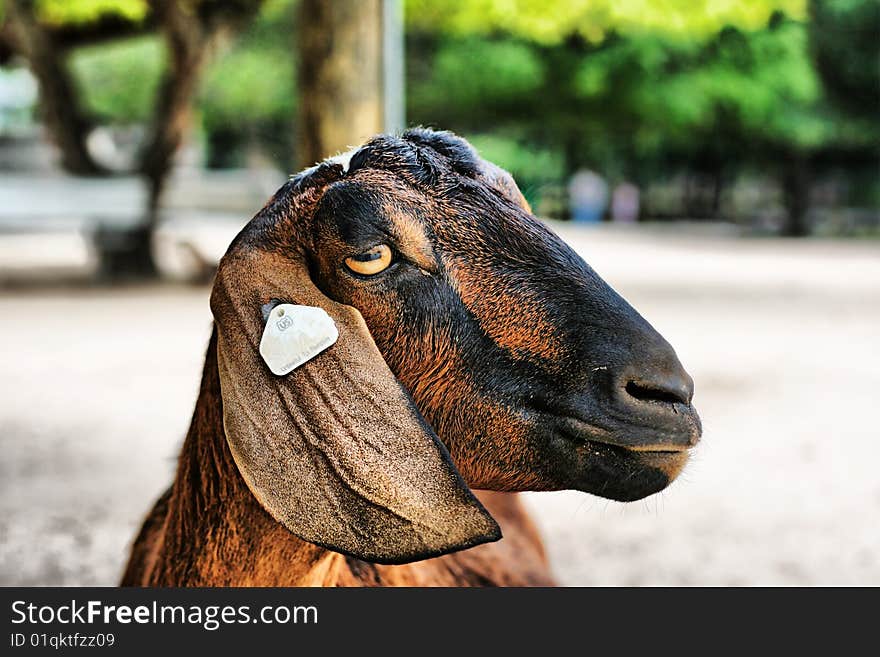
201, 45, 295, 130
408, 2, 878, 201
199, 43, 295, 168
45, 0, 295, 166
13, 0, 874, 219
809, 0, 880, 118
69, 35, 164, 123
467, 132, 565, 197
574, 18, 829, 155
409, 38, 544, 128
405, 0, 807, 44
35, 0, 148, 25
198, 0, 296, 168
434, 39, 544, 107
200, 0, 296, 127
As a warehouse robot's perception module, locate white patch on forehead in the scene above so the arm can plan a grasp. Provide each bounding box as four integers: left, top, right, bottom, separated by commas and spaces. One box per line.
293, 147, 359, 182
327, 148, 357, 172
296, 164, 321, 179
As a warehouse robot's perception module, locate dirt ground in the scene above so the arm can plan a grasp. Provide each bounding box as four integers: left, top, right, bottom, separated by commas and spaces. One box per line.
1, 224, 878, 586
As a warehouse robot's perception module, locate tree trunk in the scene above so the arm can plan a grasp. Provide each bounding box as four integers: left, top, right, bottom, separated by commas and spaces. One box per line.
140, 1, 214, 222
6, 0, 104, 175
6, 0, 262, 279
296, 0, 384, 168
711, 168, 724, 220
683, 173, 694, 219
781, 154, 811, 237
133, 1, 264, 276
119, 1, 219, 278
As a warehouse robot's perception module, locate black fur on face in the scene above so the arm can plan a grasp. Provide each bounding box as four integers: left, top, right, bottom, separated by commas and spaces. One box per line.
271, 129, 701, 502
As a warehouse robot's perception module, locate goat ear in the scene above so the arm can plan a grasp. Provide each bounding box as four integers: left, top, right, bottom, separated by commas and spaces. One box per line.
210, 248, 501, 564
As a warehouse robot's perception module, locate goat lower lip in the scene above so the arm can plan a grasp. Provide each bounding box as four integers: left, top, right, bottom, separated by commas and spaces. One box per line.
554, 414, 698, 452
626, 444, 689, 454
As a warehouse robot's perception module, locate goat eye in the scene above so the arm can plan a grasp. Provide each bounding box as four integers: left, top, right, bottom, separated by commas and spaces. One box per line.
344, 244, 393, 276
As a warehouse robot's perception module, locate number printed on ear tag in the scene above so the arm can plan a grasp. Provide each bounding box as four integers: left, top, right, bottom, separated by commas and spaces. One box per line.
259, 304, 339, 376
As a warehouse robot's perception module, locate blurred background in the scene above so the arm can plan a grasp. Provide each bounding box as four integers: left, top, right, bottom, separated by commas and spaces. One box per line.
0, 0, 878, 585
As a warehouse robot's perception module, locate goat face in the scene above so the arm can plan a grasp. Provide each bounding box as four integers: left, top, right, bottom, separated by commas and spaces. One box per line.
210, 129, 701, 564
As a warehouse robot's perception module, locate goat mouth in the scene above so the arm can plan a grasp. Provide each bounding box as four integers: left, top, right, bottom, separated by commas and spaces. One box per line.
627, 444, 689, 454
554, 414, 700, 454
527, 393, 701, 450
556, 438, 690, 502
547, 414, 697, 498
519, 403, 700, 499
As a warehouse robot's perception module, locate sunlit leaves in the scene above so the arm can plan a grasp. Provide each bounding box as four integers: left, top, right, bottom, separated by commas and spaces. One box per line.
34, 0, 148, 26
406, 0, 807, 44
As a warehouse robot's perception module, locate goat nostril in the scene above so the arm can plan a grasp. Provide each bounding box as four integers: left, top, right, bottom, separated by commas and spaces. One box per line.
624, 378, 692, 407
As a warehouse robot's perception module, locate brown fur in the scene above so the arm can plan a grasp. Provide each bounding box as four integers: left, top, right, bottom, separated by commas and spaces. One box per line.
121, 332, 552, 586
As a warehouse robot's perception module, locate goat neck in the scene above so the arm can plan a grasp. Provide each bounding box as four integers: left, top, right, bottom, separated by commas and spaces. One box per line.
144, 328, 345, 586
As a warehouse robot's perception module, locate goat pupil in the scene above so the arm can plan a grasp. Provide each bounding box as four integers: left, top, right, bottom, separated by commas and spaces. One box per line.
356, 250, 382, 262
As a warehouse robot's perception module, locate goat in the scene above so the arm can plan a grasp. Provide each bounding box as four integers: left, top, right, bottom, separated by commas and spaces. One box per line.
121, 129, 701, 586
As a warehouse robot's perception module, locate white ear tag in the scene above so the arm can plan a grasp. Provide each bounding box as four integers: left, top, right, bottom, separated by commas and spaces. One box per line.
259, 304, 339, 376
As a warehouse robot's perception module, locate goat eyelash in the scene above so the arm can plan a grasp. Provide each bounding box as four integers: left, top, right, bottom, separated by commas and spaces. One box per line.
344, 263, 400, 281
343, 245, 402, 280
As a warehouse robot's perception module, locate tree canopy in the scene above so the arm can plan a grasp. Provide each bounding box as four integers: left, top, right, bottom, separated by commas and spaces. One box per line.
406, 0, 807, 43
1, 0, 877, 234
32, 0, 148, 25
